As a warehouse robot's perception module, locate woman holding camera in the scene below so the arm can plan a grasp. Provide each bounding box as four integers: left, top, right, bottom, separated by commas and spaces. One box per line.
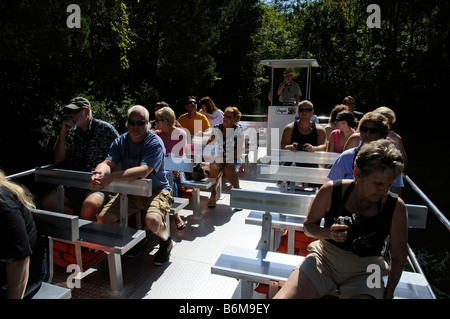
274, 139, 407, 299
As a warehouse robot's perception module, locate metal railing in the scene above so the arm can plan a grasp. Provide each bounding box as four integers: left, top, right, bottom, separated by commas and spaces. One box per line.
403, 174, 450, 232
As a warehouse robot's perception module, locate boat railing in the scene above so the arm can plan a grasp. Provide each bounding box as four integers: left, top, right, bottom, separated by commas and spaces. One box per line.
403, 174, 450, 232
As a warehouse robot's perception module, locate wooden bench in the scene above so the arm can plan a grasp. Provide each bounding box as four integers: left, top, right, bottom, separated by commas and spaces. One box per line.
31, 208, 145, 296
257, 150, 339, 193
213, 188, 434, 299
239, 121, 267, 161
28, 209, 73, 299
35, 167, 189, 230
211, 245, 435, 299
245, 204, 428, 254
31, 282, 72, 299
265, 149, 340, 166
164, 156, 214, 221
35, 167, 152, 228
230, 188, 313, 252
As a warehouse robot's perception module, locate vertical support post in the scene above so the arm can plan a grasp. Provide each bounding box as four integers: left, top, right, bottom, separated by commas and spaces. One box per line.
46, 237, 54, 283
192, 188, 202, 222
260, 211, 272, 251
74, 242, 84, 272
240, 280, 253, 299
107, 253, 123, 296
56, 184, 64, 213
119, 194, 128, 227
287, 226, 295, 255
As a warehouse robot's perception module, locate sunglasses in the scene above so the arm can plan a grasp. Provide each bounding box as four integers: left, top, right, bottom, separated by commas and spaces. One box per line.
186, 101, 197, 105
359, 126, 381, 134
298, 108, 313, 113
127, 120, 147, 126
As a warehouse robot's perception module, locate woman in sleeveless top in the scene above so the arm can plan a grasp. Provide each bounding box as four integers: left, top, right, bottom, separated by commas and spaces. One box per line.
274, 140, 407, 299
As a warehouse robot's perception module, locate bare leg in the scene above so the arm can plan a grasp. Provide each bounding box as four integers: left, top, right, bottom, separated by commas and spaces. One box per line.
41, 190, 78, 215
80, 192, 106, 221
223, 164, 240, 189
273, 268, 321, 299
145, 212, 169, 241
208, 162, 224, 206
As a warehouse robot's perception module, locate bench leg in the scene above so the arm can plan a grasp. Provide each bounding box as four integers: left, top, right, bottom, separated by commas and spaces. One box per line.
260, 211, 272, 251
74, 242, 84, 272
272, 229, 282, 252
240, 280, 253, 299
192, 187, 203, 222
287, 226, 295, 255
107, 253, 124, 296
46, 237, 54, 283
120, 194, 128, 228
56, 184, 64, 213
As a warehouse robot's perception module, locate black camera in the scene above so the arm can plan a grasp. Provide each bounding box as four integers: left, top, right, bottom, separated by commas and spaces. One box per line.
336, 214, 371, 257
295, 143, 306, 151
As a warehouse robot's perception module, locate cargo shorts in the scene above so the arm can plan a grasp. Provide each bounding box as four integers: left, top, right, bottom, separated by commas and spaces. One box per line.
102, 189, 173, 222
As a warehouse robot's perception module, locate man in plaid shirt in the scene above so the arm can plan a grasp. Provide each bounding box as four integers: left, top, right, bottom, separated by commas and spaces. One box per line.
41, 97, 119, 221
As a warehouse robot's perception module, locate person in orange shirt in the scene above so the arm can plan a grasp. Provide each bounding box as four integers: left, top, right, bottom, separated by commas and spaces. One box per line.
177, 96, 210, 136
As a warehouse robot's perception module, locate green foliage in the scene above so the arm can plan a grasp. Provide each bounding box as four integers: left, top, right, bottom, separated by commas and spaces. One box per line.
0, 0, 449, 172
111, 2, 136, 69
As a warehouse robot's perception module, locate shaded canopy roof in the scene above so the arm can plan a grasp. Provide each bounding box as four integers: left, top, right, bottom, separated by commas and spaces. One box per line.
260, 59, 319, 69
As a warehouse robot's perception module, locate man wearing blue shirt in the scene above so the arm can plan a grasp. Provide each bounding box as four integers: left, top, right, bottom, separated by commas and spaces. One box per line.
90, 105, 174, 265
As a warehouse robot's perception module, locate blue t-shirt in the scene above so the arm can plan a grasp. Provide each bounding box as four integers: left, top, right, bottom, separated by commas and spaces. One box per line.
107, 130, 171, 192
328, 147, 404, 187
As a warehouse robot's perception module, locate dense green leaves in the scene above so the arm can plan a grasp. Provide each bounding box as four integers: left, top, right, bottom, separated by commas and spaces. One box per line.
0, 0, 448, 172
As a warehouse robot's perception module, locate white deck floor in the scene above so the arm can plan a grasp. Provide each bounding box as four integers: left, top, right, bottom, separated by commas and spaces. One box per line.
52, 165, 272, 299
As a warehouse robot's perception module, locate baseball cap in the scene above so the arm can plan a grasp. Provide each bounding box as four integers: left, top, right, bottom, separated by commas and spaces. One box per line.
64, 97, 91, 110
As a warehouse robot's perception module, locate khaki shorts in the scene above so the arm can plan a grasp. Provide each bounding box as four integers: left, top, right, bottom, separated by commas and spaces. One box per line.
299, 240, 389, 299
102, 189, 173, 222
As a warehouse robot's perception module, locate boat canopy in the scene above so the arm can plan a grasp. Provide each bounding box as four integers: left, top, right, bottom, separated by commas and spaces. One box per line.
260, 59, 319, 69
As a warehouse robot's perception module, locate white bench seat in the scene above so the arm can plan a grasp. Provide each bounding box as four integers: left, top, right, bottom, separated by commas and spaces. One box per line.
211, 246, 304, 298
211, 245, 435, 299
31, 282, 72, 299
32, 209, 145, 296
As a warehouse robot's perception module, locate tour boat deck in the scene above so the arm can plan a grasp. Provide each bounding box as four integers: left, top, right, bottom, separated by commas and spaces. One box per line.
51, 167, 270, 299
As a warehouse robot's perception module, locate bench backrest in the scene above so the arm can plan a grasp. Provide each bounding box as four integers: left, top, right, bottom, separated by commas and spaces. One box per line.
230, 188, 313, 215
267, 150, 340, 166
257, 164, 331, 185
239, 121, 267, 130
35, 168, 152, 197
31, 209, 79, 241
163, 156, 193, 173
406, 204, 427, 229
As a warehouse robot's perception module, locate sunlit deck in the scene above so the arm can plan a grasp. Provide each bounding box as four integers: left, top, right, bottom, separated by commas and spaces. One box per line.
50, 165, 269, 299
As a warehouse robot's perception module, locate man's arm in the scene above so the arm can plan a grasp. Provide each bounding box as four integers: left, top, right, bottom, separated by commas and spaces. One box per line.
54, 120, 74, 163
90, 159, 152, 190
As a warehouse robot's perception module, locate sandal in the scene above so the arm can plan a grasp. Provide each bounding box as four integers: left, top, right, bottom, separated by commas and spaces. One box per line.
207, 197, 216, 208
176, 220, 186, 230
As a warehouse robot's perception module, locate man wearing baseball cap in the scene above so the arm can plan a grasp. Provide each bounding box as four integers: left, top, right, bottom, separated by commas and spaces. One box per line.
41, 97, 120, 221
277, 69, 303, 106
